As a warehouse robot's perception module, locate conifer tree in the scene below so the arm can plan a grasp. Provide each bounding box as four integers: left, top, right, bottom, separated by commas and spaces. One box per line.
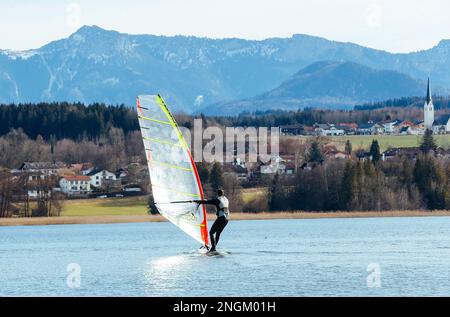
345, 140, 352, 156
420, 129, 437, 154
369, 140, 381, 163
308, 140, 323, 163
209, 162, 224, 192
196, 162, 210, 184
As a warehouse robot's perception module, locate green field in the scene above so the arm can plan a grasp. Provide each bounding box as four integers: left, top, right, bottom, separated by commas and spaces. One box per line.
241, 188, 267, 203
61, 196, 149, 216
332, 135, 450, 152
62, 189, 265, 216
286, 135, 450, 152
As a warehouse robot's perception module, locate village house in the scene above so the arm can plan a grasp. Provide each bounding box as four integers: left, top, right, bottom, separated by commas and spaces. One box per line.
398, 126, 422, 135
81, 165, 95, 176
260, 161, 285, 174
123, 184, 143, 193
302, 125, 316, 135
59, 175, 92, 195
321, 144, 351, 160
379, 119, 401, 134
339, 123, 358, 133
16, 162, 66, 176
86, 169, 117, 188
357, 122, 383, 135
314, 124, 328, 136
324, 124, 345, 136
27, 187, 53, 200
115, 168, 128, 179
433, 114, 450, 134
314, 124, 345, 136
393, 120, 414, 134
280, 124, 304, 136
412, 120, 426, 135
260, 154, 286, 174
398, 126, 411, 135
223, 164, 250, 181
9, 163, 61, 198
259, 154, 296, 175
335, 124, 356, 135
278, 154, 297, 174
324, 149, 351, 160
67, 163, 93, 175
382, 147, 421, 161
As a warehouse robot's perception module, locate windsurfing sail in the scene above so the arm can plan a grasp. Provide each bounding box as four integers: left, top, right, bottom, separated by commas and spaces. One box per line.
137, 95, 209, 246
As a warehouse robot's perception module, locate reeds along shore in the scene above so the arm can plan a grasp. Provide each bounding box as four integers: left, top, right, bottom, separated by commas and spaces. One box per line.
1, 210, 450, 226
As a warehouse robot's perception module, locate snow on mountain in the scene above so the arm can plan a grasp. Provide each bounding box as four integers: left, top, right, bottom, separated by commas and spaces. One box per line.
0, 25, 449, 113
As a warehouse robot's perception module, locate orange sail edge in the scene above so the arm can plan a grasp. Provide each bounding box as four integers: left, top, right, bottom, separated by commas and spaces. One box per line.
187, 148, 210, 247
136, 97, 143, 115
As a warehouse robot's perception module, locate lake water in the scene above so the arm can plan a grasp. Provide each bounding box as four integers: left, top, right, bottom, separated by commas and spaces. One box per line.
1, 217, 450, 296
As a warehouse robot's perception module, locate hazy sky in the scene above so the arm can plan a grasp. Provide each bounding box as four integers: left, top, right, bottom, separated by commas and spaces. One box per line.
1, 0, 449, 52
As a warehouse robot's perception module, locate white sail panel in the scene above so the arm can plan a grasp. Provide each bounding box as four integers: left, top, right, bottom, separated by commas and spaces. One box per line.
137, 95, 209, 246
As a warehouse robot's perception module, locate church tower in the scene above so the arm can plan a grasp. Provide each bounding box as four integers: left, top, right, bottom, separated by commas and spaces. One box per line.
424, 78, 434, 130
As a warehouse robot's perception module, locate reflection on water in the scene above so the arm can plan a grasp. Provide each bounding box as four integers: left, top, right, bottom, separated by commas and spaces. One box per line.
143, 251, 228, 296
152, 255, 189, 271
144, 255, 191, 295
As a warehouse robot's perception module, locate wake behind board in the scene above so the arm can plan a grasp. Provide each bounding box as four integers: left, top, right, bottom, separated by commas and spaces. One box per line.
206, 251, 221, 257
204, 250, 231, 257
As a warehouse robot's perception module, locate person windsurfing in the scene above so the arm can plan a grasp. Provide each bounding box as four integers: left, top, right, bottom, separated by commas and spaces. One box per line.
194, 189, 229, 252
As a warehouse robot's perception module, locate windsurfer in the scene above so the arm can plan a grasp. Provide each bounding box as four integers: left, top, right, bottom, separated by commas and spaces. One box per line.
194, 189, 229, 252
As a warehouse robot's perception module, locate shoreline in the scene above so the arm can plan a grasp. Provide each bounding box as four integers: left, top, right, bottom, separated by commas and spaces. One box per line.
1, 210, 450, 227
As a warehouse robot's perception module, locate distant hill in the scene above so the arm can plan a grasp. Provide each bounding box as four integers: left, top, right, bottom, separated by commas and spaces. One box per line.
355, 96, 450, 111
1, 25, 450, 112
200, 61, 428, 115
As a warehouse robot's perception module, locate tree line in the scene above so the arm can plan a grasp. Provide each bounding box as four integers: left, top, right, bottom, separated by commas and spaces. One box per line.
2, 103, 450, 144
355, 95, 450, 111
0, 128, 144, 171
0, 170, 65, 218
0, 103, 139, 141
269, 135, 450, 212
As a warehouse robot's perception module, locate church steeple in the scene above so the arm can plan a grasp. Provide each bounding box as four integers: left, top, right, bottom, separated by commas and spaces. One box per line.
424, 77, 434, 130
426, 77, 432, 104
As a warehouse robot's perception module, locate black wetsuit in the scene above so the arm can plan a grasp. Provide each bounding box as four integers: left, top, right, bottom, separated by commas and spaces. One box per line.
195, 198, 229, 251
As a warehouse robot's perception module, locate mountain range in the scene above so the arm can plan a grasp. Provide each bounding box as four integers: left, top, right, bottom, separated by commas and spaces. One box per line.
1, 25, 449, 113
202, 61, 427, 114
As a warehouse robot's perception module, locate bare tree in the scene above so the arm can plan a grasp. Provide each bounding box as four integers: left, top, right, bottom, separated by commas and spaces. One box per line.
0, 169, 15, 217
31, 175, 63, 217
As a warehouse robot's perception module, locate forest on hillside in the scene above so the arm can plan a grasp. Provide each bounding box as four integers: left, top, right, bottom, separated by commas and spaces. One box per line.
0, 103, 139, 140
355, 95, 450, 111
2, 102, 450, 143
